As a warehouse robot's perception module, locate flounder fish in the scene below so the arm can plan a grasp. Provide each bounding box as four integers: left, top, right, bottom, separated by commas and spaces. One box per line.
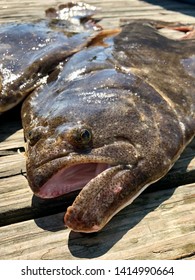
0, 2, 101, 113
0, 3, 195, 233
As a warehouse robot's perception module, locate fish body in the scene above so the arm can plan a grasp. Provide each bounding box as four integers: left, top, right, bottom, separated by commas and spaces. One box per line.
0, 3, 195, 233
21, 20, 195, 232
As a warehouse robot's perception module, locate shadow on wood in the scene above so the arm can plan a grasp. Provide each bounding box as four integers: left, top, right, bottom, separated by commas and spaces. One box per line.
0, 105, 22, 143
143, 0, 195, 19
67, 187, 176, 259
33, 191, 79, 231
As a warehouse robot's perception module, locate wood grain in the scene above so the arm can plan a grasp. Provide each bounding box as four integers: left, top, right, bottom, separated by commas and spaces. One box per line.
0, 0, 195, 260
0, 183, 194, 260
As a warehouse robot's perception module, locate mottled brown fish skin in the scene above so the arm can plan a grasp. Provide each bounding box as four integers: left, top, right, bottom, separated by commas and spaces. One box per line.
21, 20, 195, 232
64, 21, 195, 232
0, 2, 101, 114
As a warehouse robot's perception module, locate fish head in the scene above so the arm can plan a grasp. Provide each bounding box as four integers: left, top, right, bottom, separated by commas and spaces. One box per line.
22, 53, 153, 232
22, 68, 141, 199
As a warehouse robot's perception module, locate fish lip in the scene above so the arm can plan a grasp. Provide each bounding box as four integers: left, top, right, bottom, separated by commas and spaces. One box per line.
31, 139, 135, 169
34, 153, 118, 170
32, 149, 116, 169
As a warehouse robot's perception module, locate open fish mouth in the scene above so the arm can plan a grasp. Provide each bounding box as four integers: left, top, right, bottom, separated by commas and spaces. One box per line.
36, 162, 110, 199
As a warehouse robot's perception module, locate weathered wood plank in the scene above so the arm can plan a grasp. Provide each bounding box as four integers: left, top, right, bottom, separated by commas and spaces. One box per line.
0, 0, 195, 25
0, 129, 24, 152
0, 154, 26, 178
0, 183, 194, 260
0, 0, 195, 260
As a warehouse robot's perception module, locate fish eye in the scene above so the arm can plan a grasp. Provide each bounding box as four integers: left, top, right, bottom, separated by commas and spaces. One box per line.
26, 126, 46, 146
79, 129, 92, 144
67, 126, 93, 150
27, 129, 40, 146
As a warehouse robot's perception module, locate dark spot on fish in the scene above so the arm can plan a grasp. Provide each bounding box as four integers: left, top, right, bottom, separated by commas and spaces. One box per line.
89, 55, 97, 61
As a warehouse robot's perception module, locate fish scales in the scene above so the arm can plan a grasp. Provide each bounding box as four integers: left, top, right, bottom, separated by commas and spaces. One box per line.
1, 3, 195, 232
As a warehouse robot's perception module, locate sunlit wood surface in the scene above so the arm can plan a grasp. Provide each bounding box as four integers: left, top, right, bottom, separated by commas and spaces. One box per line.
0, 0, 195, 260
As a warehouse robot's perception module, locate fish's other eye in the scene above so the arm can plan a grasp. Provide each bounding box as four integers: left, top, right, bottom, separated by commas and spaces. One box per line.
26, 130, 41, 146
26, 126, 46, 146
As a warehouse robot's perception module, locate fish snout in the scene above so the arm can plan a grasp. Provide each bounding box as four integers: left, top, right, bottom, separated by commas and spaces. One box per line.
64, 205, 102, 233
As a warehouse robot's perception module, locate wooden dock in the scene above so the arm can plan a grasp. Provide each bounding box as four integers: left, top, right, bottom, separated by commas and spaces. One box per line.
0, 0, 195, 260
